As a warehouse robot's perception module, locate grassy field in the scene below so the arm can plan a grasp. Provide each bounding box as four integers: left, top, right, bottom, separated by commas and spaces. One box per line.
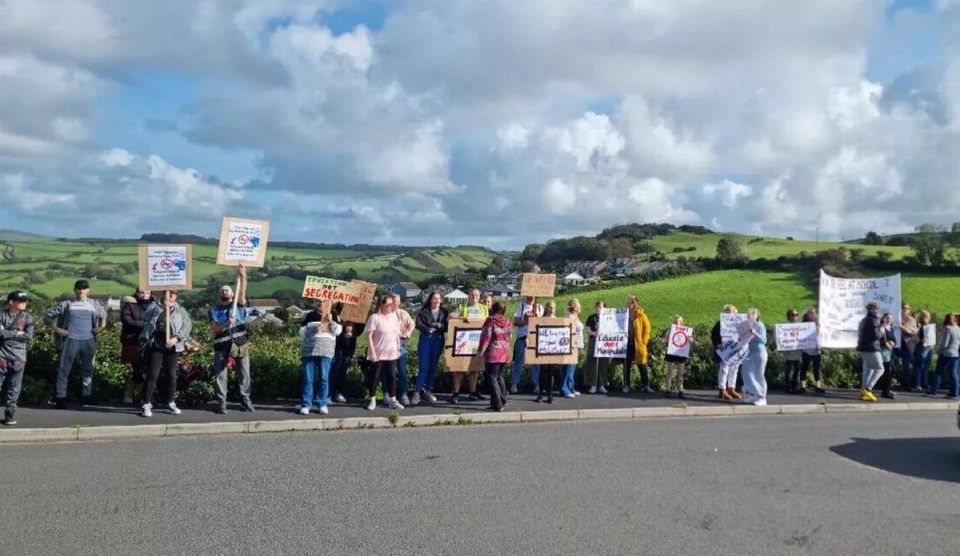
648, 231, 912, 260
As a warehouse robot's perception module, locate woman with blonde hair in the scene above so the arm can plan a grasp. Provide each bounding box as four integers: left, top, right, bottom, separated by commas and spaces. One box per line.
912, 309, 934, 391
299, 299, 342, 415
583, 300, 610, 394
713, 304, 742, 400
560, 299, 584, 398
663, 315, 688, 399
927, 312, 960, 399
741, 308, 768, 405
537, 301, 560, 403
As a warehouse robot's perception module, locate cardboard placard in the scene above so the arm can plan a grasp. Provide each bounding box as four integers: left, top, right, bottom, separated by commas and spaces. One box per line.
337, 280, 377, 323
774, 322, 818, 351
520, 273, 556, 298
302, 275, 361, 304
138, 244, 192, 291
667, 325, 694, 358
216, 217, 271, 267
719, 313, 748, 343
526, 317, 579, 365
443, 321, 486, 373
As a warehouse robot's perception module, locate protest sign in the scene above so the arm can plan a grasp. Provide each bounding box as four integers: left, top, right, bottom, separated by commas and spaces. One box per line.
667, 325, 694, 358
774, 322, 818, 351
301, 276, 361, 304
818, 270, 901, 348
216, 217, 270, 267
719, 313, 747, 343
520, 273, 556, 298
526, 317, 578, 365
594, 308, 629, 358
923, 324, 936, 347
138, 245, 192, 291
337, 280, 377, 323
444, 321, 486, 373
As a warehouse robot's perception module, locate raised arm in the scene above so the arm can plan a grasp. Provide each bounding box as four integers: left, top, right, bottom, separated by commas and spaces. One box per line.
237, 263, 248, 307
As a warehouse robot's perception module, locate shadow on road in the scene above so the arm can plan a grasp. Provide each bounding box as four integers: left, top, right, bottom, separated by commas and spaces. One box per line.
830, 437, 960, 483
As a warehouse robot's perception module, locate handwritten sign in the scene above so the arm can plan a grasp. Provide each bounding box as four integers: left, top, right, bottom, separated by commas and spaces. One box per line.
337, 280, 377, 323
595, 308, 628, 358
216, 217, 271, 267
720, 313, 747, 343
774, 322, 818, 351
520, 273, 556, 298
667, 325, 693, 358
301, 276, 361, 304
444, 322, 485, 372
537, 326, 572, 356
526, 317, 579, 364
923, 324, 936, 347
818, 270, 901, 349
138, 244, 192, 291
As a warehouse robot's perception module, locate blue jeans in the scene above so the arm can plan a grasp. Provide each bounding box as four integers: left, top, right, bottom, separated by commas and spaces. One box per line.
896, 348, 913, 387
913, 347, 932, 390
383, 342, 409, 398
929, 356, 959, 398
301, 356, 331, 409
510, 337, 540, 390
415, 333, 443, 393
561, 363, 577, 396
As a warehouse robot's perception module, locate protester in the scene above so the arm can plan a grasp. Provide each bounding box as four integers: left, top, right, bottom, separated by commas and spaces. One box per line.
451, 288, 488, 404
912, 310, 933, 392
713, 304, 742, 400
478, 301, 512, 411
329, 303, 363, 403
120, 289, 155, 405
857, 302, 884, 402
877, 313, 898, 400
741, 309, 768, 406
139, 291, 191, 417
927, 313, 960, 400
299, 299, 342, 415
209, 264, 254, 414
536, 301, 560, 403
898, 303, 919, 389
412, 292, 448, 405
782, 309, 802, 393
625, 295, 654, 394
560, 299, 583, 398
509, 295, 543, 394
483, 293, 493, 311
0, 291, 34, 425
364, 295, 403, 410
663, 315, 687, 399
798, 307, 826, 394
383, 294, 415, 406
44, 279, 107, 408
583, 300, 609, 394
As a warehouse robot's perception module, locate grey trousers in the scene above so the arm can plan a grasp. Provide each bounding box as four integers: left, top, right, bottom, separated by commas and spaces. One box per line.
213, 350, 251, 406
1, 359, 25, 412
56, 338, 97, 398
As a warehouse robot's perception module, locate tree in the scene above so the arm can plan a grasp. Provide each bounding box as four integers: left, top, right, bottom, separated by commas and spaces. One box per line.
715, 235, 746, 264
863, 231, 883, 245
911, 224, 947, 266
607, 237, 634, 259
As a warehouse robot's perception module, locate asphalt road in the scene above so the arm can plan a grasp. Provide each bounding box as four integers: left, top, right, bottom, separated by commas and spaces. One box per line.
1, 412, 959, 556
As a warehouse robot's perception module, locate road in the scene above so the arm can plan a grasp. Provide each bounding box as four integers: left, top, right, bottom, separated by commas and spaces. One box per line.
1, 412, 959, 555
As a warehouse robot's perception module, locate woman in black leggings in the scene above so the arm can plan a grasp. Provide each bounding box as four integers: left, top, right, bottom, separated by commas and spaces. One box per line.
141, 290, 192, 418
798, 307, 825, 394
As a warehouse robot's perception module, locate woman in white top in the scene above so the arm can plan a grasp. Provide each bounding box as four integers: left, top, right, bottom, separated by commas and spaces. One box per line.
560, 299, 584, 398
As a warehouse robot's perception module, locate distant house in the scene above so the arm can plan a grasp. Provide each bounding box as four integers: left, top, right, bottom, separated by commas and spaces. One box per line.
607, 258, 637, 276
90, 295, 121, 312
444, 289, 469, 303
389, 282, 422, 301
486, 282, 521, 299
247, 298, 281, 317
564, 261, 607, 278
562, 272, 586, 286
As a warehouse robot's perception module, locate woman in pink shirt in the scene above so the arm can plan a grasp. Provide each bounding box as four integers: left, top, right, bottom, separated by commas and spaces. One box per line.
364, 295, 404, 411
478, 301, 512, 411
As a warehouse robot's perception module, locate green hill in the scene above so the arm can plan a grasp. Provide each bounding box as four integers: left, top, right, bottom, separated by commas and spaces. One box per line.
647, 231, 911, 261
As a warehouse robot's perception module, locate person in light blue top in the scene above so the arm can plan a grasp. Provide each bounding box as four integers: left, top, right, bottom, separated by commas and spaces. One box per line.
741, 308, 768, 406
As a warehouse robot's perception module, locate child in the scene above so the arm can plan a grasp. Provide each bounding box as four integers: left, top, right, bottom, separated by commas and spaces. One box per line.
0, 291, 35, 425
664, 315, 687, 399
300, 299, 342, 415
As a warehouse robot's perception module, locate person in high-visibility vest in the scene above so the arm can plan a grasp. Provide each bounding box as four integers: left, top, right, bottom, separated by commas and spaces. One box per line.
450, 288, 488, 404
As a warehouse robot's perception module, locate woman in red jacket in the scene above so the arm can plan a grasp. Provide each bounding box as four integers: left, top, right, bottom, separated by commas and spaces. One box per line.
478, 301, 512, 411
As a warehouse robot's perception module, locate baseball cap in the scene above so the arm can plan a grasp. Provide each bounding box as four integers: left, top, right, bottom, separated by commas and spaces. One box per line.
7, 290, 28, 302
74, 279, 90, 290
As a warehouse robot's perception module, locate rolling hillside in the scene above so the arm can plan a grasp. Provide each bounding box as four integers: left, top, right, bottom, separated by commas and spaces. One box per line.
646, 231, 912, 261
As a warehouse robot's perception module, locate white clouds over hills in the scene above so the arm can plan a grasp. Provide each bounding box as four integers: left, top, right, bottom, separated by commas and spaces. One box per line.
0, 0, 957, 247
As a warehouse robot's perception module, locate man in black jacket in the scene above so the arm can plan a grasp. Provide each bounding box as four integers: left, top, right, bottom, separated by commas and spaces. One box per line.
857, 302, 883, 402
120, 290, 156, 404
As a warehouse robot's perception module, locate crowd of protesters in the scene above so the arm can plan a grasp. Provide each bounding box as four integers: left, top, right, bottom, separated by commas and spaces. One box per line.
1, 268, 957, 426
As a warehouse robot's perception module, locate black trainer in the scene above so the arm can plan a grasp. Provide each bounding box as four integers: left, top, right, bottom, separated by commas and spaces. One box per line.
3, 411, 15, 426
468, 391, 486, 401
54, 398, 68, 410
450, 393, 459, 405
240, 399, 255, 413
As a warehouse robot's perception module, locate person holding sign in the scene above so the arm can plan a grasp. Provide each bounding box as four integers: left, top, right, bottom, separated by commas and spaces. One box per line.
365, 295, 405, 410
856, 302, 885, 402
299, 299, 342, 415
560, 299, 583, 398
583, 301, 610, 394
477, 301, 512, 411
330, 303, 364, 404
139, 291, 192, 417
209, 264, 254, 414
797, 307, 825, 395
509, 296, 543, 394
44, 279, 108, 408
450, 289, 488, 404
412, 292, 449, 405
624, 296, 653, 394
120, 289, 157, 405
782, 309, 802, 394
663, 315, 688, 399
912, 310, 934, 392
536, 301, 560, 403
740, 309, 768, 406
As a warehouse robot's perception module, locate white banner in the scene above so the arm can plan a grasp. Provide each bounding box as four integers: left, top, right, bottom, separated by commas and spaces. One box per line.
818, 270, 901, 349
720, 313, 747, 343
774, 322, 818, 352
594, 308, 629, 358
666, 325, 693, 358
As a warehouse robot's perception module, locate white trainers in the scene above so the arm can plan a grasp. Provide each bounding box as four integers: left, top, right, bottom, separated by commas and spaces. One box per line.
167, 402, 181, 416
411, 393, 421, 405
299, 406, 311, 415
425, 391, 437, 403
400, 394, 410, 406
366, 398, 377, 411
390, 399, 404, 410
622, 385, 629, 393
334, 393, 346, 403
588, 386, 597, 394
141, 403, 152, 418
563, 393, 575, 399
598, 386, 608, 394
318, 405, 329, 415
573, 391, 580, 396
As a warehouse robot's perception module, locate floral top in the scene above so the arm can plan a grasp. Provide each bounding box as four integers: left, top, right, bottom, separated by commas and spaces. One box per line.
478, 314, 512, 363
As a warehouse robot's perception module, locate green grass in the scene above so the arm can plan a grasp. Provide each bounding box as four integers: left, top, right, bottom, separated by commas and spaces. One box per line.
30, 277, 132, 297
246, 276, 306, 297
647, 232, 912, 261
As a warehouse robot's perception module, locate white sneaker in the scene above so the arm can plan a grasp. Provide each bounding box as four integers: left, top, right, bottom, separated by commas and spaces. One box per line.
167, 402, 181, 416
573, 391, 580, 396
400, 394, 410, 406
425, 392, 437, 403
299, 406, 311, 415
334, 394, 346, 403
318, 405, 329, 415
598, 386, 608, 394
411, 393, 421, 405
588, 386, 597, 394
563, 393, 576, 399
141, 403, 152, 418
622, 385, 629, 393
753, 398, 767, 407
390, 399, 404, 410
366, 398, 377, 411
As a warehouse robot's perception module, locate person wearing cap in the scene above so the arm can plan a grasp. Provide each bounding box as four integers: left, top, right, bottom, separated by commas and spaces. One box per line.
139, 291, 192, 417
43, 279, 107, 408
209, 264, 253, 414
0, 291, 34, 425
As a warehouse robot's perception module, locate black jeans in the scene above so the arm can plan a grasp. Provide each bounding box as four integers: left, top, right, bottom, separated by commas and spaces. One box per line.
330, 348, 354, 397
538, 365, 559, 399
623, 342, 650, 389
144, 348, 178, 405
800, 353, 822, 383
784, 360, 801, 391
366, 359, 398, 398
485, 362, 507, 409
879, 360, 894, 394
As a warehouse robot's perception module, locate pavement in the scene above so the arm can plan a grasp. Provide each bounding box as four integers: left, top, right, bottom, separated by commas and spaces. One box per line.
1, 387, 957, 443
0, 412, 958, 556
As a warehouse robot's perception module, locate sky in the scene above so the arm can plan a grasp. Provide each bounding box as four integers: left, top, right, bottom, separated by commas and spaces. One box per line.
0, 0, 958, 249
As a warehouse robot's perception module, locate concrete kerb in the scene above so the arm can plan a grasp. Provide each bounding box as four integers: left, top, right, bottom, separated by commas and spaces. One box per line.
0, 401, 952, 443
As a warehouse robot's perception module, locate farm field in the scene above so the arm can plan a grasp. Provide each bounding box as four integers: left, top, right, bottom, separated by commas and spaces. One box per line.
647, 231, 912, 261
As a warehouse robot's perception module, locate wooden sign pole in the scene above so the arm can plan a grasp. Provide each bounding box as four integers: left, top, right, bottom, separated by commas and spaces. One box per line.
165, 291, 171, 345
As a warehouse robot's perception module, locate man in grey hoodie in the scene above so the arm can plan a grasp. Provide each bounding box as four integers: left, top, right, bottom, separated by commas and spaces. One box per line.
0, 291, 35, 425
43, 279, 107, 408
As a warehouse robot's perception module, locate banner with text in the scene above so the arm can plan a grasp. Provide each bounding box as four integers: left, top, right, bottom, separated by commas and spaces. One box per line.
444, 321, 486, 373
818, 270, 901, 349
774, 322, 819, 352
520, 273, 556, 297
594, 308, 629, 359
216, 217, 271, 267
138, 244, 192, 291
720, 313, 748, 343
301, 276, 361, 304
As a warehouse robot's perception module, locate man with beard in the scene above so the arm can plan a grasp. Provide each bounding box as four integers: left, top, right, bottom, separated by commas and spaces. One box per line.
209, 264, 254, 414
